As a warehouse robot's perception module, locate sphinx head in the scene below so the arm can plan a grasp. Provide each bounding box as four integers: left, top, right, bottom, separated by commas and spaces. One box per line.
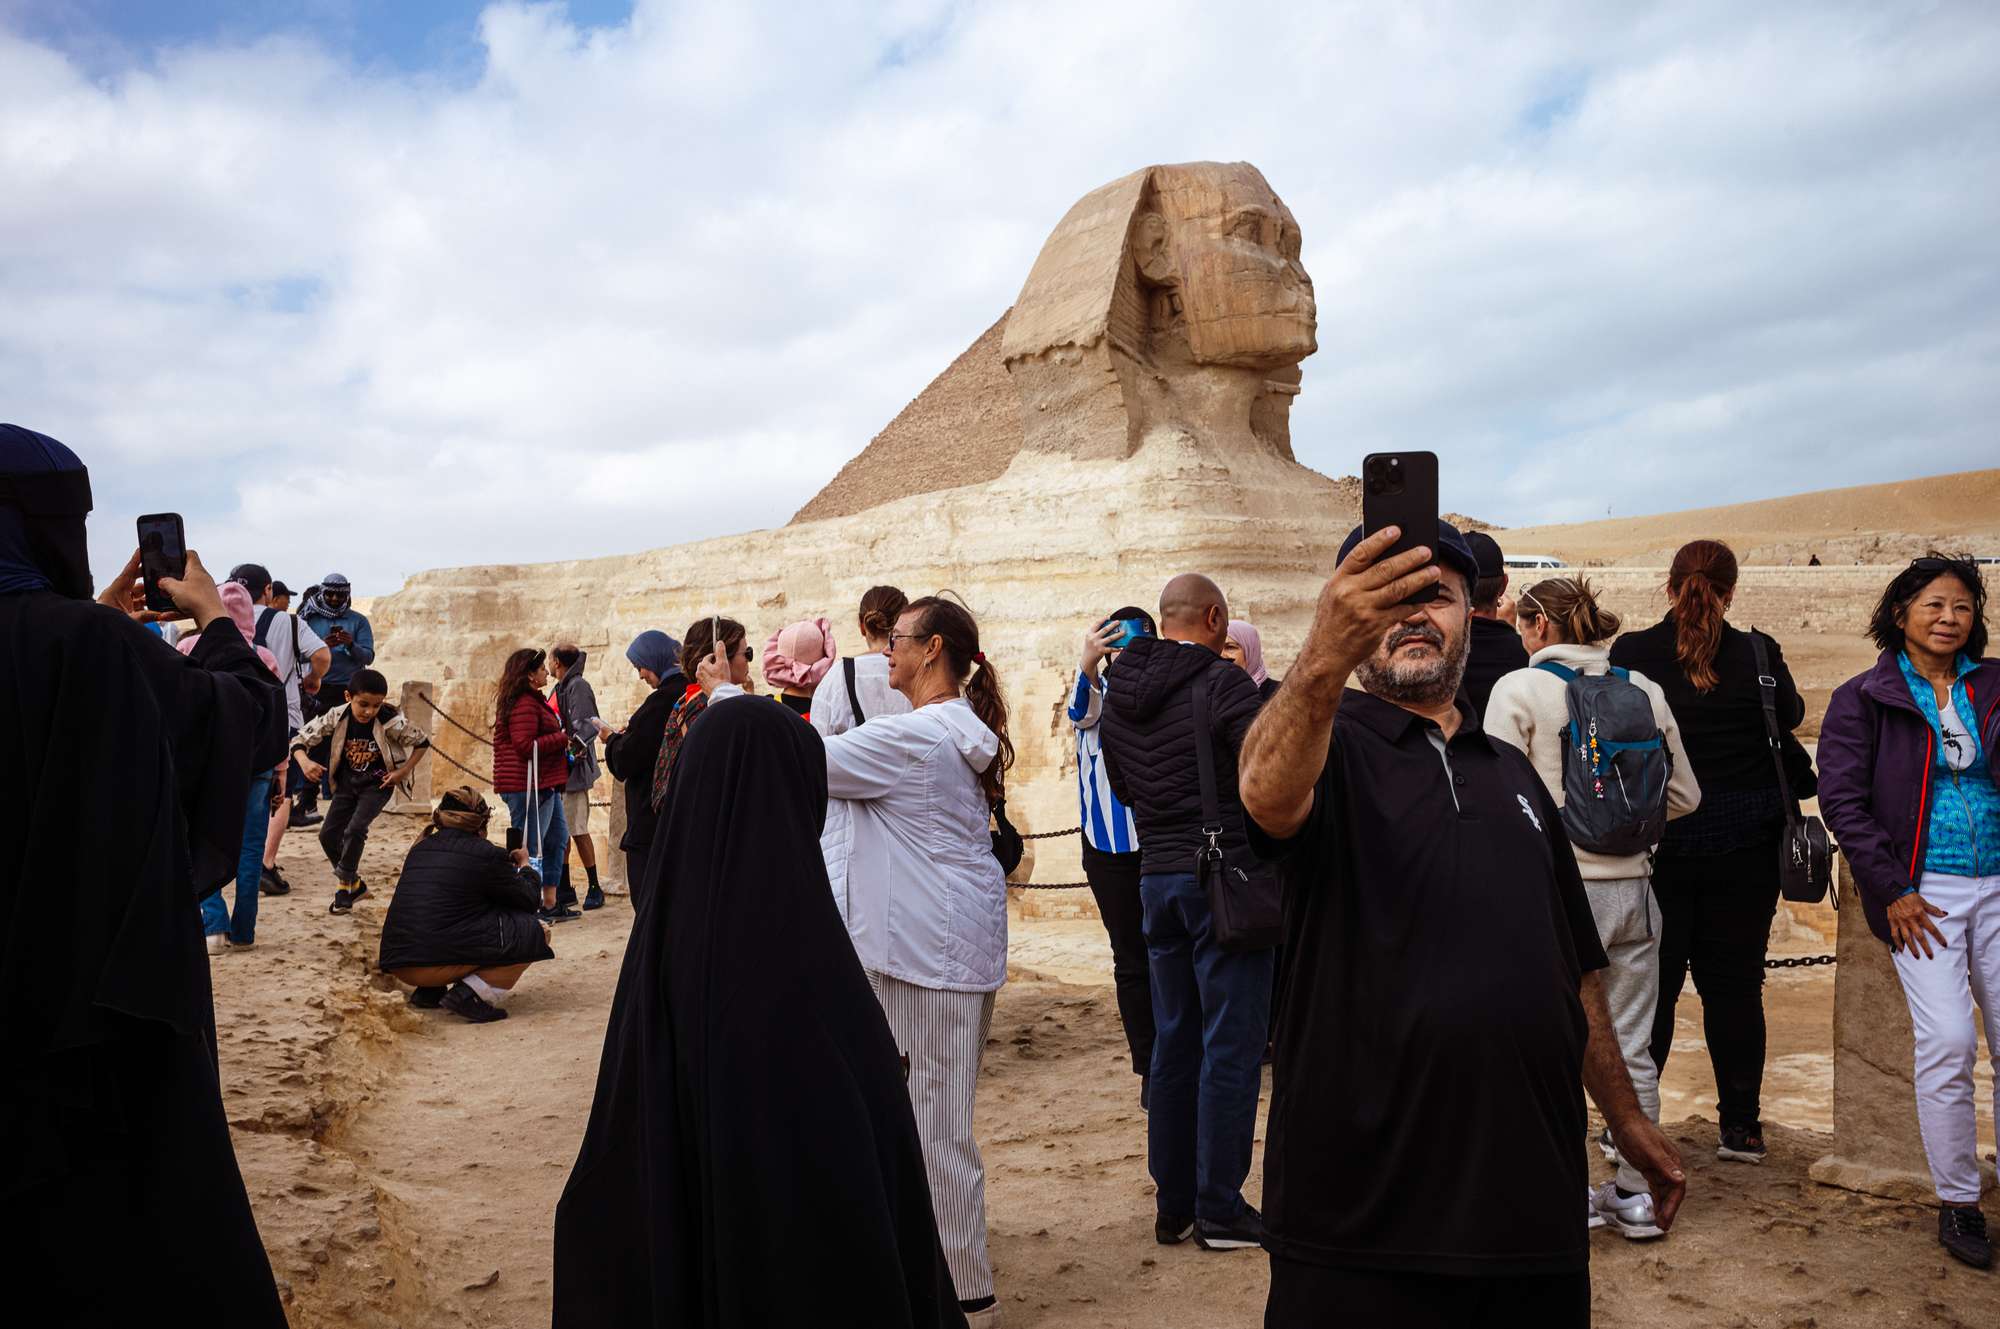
1002, 162, 1317, 461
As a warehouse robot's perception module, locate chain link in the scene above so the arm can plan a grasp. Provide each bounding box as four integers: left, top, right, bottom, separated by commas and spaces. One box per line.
417, 690, 495, 747
1022, 826, 1083, 841
1765, 954, 1837, 968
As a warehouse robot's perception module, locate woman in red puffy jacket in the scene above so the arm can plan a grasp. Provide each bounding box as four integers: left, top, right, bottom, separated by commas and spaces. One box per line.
493, 647, 574, 921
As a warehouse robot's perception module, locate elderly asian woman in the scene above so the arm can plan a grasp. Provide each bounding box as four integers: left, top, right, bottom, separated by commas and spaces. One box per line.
1818, 553, 2000, 1270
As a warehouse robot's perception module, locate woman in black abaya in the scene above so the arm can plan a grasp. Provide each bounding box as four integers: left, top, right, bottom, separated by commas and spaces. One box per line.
553, 694, 966, 1328
0, 425, 287, 1323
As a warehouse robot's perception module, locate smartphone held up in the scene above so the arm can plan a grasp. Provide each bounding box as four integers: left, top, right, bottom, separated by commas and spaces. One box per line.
1359, 452, 1440, 605
135, 512, 186, 614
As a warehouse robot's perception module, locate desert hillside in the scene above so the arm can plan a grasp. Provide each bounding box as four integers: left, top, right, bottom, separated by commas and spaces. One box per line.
1493, 468, 2000, 567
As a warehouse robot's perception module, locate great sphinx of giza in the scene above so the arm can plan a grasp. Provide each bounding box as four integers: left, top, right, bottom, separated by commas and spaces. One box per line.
373, 162, 1361, 891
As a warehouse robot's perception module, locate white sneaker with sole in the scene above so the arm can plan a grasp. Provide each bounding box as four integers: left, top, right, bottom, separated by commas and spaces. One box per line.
205, 933, 226, 956
1587, 1187, 1605, 1230
1590, 1181, 1664, 1240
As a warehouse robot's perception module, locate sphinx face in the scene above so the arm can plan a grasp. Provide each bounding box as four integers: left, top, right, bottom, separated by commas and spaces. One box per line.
1157, 169, 1317, 370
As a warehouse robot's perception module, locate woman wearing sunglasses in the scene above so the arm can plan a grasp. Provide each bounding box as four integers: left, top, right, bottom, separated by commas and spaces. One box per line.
1819, 554, 1999, 1270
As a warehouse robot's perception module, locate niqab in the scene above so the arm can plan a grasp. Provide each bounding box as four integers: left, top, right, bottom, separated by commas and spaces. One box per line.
553, 697, 965, 1328
1, 430, 287, 1322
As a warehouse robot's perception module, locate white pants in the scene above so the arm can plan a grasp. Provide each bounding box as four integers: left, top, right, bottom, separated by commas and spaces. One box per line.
1890, 871, 2000, 1204
868, 972, 997, 1301
1587, 875, 1662, 1195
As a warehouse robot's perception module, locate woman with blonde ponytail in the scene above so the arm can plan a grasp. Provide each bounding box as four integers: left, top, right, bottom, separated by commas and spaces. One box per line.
692, 591, 1011, 1323
1611, 540, 1815, 1168
1486, 577, 1701, 1238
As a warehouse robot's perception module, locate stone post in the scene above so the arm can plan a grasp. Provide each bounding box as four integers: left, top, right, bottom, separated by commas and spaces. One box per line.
603, 778, 629, 893
1808, 856, 1996, 1203
387, 680, 436, 815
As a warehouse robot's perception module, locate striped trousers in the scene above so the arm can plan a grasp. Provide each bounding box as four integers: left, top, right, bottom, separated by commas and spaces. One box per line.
868, 971, 997, 1302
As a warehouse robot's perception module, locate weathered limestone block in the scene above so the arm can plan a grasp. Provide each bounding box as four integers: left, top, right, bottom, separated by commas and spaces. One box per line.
1809, 857, 1997, 1203
386, 680, 435, 815
603, 779, 628, 893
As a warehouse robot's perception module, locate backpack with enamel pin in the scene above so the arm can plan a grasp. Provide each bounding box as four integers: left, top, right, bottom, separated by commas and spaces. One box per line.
1533, 661, 1673, 856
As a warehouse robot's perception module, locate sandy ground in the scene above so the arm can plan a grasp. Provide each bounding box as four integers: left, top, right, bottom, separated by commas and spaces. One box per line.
217, 815, 2000, 1328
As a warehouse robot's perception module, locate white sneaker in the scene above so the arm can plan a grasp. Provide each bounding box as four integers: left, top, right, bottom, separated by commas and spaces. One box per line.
964, 1303, 1003, 1327
1589, 1181, 1664, 1240
205, 933, 226, 956
1587, 1187, 1606, 1230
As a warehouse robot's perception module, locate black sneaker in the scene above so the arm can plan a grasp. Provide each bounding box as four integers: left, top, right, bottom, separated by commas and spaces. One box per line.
1154, 1212, 1194, 1246
293, 806, 323, 827
583, 886, 605, 911
258, 865, 290, 896
1939, 1204, 1993, 1270
440, 981, 508, 1024
1195, 1205, 1264, 1251
540, 904, 581, 923
329, 888, 355, 914
407, 985, 447, 1009
1717, 1122, 1767, 1164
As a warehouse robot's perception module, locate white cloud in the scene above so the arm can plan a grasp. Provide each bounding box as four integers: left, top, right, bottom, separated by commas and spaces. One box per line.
2, 0, 1996, 592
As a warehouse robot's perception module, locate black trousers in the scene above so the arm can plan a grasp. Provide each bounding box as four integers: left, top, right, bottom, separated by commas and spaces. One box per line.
1082, 844, 1154, 1076
1266, 1259, 1589, 1328
1649, 842, 1781, 1130
320, 782, 392, 886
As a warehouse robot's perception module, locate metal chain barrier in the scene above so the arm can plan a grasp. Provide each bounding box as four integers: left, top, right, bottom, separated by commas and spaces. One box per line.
418, 690, 494, 747
1023, 826, 1082, 840
1766, 954, 1837, 968
428, 743, 493, 787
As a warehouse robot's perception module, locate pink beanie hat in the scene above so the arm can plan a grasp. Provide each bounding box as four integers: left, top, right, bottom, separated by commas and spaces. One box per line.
179, 580, 279, 674
763, 617, 838, 691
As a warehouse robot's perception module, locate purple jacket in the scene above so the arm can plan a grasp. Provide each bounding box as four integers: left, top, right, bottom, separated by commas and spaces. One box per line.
1817, 650, 2000, 944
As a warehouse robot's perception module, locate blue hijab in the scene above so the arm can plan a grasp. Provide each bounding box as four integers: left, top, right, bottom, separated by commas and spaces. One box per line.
627, 630, 683, 679
0, 424, 92, 598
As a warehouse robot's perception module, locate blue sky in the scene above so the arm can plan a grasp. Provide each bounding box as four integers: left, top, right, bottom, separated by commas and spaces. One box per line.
3, 1, 1996, 593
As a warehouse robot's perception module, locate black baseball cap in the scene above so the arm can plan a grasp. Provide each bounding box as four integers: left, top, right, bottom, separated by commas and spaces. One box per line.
1337, 521, 1481, 587
270, 579, 294, 597
1464, 530, 1506, 580
228, 562, 273, 595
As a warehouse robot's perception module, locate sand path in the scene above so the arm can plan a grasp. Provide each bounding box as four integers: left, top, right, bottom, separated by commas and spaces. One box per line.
220, 816, 1999, 1327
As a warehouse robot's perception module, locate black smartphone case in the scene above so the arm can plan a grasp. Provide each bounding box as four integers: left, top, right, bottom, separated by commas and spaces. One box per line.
1360, 452, 1440, 604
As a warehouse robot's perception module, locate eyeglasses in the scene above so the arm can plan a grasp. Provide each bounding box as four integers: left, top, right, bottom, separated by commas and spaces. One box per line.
1909, 557, 1971, 574
887, 632, 934, 650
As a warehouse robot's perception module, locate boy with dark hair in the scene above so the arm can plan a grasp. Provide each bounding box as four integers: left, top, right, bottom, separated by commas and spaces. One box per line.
291, 667, 431, 914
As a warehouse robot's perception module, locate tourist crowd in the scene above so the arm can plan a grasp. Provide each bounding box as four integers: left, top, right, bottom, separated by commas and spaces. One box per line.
8, 418, 1996, 1328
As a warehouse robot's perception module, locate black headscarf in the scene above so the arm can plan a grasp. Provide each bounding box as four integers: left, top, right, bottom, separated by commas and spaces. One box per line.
0, 423, 94, 598
0, 429, 287, 1322
553, 698, 966, 1328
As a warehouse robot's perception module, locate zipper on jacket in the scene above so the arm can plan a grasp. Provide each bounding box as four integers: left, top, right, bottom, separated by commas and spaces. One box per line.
1908, 731, 1933, 885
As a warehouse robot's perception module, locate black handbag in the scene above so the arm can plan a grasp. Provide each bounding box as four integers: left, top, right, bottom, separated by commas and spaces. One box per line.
1750, 630, 1835, 904
1191, 679, 1283, 951
990, 797, 1025, 876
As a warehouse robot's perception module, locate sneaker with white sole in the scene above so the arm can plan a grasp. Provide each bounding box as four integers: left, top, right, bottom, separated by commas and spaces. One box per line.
1717, 1122, 1767, 1164
1194, 1204, 1264, 1251
205, 933, 227, 956
1587, 1187, 1606, 1230
1589, 1181, 1664, 1240
1596, 1128, 1618, 1163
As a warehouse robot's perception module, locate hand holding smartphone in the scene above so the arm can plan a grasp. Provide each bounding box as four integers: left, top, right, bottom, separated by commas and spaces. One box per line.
135, 512, 187, 614
1359, 452, 1440, 605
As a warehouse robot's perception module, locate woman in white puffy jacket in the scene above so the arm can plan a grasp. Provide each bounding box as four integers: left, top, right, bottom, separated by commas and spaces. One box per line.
1484, 576, 1700, 1245
700, 593, 1013, 1325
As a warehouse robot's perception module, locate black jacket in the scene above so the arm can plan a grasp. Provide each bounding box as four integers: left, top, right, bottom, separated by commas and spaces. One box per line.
603, 675, 682, 854
1608, 616, 1806, 795
1463, 615, 1528, 719
1100, 637, 1267, 875
377, 828, 556, 972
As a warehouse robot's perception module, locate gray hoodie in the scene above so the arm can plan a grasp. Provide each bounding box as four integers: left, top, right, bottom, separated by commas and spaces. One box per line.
554, 651, 602, 792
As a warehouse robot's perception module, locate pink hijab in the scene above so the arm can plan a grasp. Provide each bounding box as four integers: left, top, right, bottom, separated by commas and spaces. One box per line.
179, 580, 279, 675
763, 617, 838, 692
1227, 619, 1268, 685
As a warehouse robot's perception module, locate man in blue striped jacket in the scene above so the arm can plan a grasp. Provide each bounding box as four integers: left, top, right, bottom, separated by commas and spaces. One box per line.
1072, 606, 1157, 1103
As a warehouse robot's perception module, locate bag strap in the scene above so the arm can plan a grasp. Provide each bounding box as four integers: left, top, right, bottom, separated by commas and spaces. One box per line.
1533, 660, 1579, 682
844, 655, 866, 726
254, 606, 279, 648
1748, 629, 1801, 822
1191, 676, 1223, 849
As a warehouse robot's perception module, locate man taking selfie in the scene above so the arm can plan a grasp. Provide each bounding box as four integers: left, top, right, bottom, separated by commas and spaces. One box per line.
1239, 522, 1685, 1328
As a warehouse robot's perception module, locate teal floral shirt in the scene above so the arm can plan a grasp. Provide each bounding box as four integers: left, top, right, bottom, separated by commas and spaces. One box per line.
1898, 651, 2000, 879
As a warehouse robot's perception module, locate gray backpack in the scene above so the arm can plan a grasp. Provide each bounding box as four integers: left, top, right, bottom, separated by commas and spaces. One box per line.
1533, 662, 1671, 856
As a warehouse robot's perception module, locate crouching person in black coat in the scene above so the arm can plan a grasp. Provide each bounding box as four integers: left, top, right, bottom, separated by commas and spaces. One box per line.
379, 786, 557, 1023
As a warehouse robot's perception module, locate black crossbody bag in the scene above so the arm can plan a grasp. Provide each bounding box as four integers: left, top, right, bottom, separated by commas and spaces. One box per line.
1749, 630, 1835, 904
1191, 679, 1282, 950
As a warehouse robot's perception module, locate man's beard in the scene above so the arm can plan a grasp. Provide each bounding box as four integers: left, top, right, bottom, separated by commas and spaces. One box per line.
1355, 620, 1469, 709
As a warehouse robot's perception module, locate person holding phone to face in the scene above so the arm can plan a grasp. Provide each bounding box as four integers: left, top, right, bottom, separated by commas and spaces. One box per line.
2, 424, 289, 1323
648, 616, 753, 815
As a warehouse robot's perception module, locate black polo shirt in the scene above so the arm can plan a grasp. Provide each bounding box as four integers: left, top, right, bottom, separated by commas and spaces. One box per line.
1251, 688, 1607, 1277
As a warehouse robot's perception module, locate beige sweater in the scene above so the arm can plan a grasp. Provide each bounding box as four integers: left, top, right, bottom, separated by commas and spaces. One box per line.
1483, 642, 1702, 879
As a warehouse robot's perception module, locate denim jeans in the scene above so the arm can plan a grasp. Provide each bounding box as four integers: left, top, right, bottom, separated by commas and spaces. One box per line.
321, 781, 392, 886
202, 772, 272, 944
502, 788, 569, 890
1141, 870, 1273, 1222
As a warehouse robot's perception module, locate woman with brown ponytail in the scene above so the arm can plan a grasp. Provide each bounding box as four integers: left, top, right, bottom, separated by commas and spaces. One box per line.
1610, 539, 1814, 1166
695, 592, 1012, 1325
